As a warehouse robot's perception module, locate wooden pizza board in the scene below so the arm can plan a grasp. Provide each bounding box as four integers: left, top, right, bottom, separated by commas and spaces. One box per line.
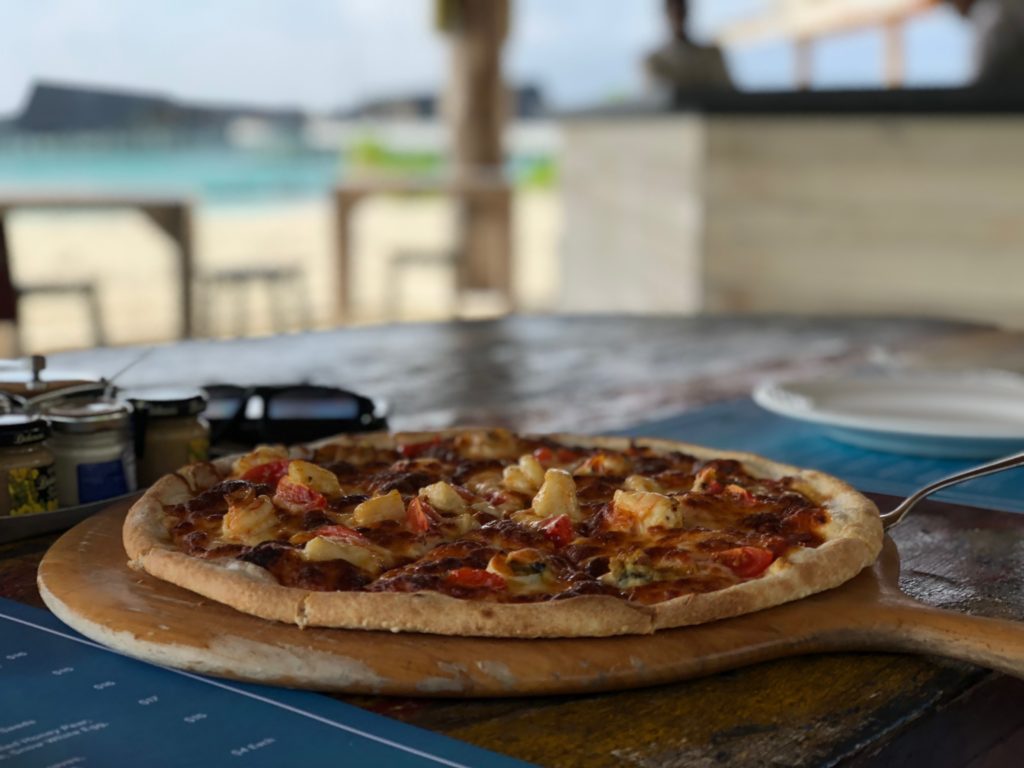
36, 499, 1024, 697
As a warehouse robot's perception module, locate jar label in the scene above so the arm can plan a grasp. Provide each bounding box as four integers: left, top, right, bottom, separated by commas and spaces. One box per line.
187, 437, 210, 464
9, 464, 58, 516
77, 459, 129, 504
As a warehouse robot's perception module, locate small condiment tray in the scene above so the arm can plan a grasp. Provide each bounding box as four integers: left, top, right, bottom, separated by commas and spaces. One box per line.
0, 493, 138, 545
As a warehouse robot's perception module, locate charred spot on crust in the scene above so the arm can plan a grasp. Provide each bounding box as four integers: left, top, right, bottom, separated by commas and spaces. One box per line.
320, 460, 358, 478
238, 541, 294, 569
290, 560, 372, 591
328, 494, 369, 513
367, 470, 435, 496
573, 476, 623, 503
451, 459, 504, 486
476, 519, 549, 550
180, 530, 209, 555
553, 580, 619, 599
183, 479, 272, 518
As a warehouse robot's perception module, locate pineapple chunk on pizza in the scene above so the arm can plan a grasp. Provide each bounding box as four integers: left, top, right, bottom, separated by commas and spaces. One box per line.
502, 453, 545, 495
287, 460, 342, 499
231, 445, 289, 477
529, 468, 582, 522
352, 490, 407, 526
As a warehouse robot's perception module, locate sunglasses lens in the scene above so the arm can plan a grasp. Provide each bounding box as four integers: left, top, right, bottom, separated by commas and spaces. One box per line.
201, 385, 247, 420
266, 391, 362, 420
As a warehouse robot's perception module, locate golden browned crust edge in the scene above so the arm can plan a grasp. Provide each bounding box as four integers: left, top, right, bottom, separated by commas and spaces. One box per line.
302, 590, 654, 638
140, 548, 308, 625
123, 429, 882, 637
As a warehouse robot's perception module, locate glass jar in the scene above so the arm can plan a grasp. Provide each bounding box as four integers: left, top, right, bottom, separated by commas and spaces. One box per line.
45, 401, 137, 507
0, 415, 57, 516
127, 388, 210, 486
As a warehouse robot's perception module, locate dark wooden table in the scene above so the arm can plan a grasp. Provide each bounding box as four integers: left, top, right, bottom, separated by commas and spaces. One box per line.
6, 314, 1024, 767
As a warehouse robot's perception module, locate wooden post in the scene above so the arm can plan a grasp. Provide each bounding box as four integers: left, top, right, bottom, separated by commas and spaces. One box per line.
143, 203, 195, 339
333, 189, 361, 323
795, 38, 813, 90
0, 214, 17, 324
884, 18, 905, 89
0, 213, 18, 356
441, 0, 512, 296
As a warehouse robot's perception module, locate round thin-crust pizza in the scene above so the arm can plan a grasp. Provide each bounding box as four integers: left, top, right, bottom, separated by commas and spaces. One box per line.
123, 429, 883, 638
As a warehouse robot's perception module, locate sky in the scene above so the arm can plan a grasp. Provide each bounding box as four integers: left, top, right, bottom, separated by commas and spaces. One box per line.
0, 0, 975, 117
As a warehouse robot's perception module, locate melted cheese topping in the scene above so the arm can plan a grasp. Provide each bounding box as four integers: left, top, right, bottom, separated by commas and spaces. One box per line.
486, 549, 563, 596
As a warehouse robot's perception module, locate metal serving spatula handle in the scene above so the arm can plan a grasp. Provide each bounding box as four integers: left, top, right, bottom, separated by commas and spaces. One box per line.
881, 449, 1024, 529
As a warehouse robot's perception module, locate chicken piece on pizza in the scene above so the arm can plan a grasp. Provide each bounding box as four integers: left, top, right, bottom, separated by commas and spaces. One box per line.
220, 488, 280, 546
604, 489, 686, 536
573, 451, 633, 478
453, 428, 521, 459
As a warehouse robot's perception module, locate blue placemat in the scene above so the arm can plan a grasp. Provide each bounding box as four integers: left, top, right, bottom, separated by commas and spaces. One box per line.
0, 600, 530, 768
618, 398, 1024, 513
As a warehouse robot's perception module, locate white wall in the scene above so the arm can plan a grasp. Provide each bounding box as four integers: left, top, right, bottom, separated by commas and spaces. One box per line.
559, 113, 1024, 329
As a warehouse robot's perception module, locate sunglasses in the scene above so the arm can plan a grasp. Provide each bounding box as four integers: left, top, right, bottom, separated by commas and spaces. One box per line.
203, 384, 388, 449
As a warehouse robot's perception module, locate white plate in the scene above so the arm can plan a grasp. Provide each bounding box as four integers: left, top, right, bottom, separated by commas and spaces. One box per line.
752, 370, 1024, 458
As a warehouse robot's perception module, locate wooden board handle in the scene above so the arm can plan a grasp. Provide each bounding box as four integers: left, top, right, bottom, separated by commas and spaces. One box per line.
869, 600, 1024, 678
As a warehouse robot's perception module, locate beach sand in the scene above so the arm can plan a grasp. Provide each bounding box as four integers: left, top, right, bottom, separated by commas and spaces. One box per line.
6, 191, 559, 353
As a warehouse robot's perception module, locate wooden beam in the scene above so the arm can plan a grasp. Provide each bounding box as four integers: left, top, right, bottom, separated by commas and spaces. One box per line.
795, 39, 814, 91
718, 0, 938, 46
141, 204, 195, 339
444, 0, 511, 295
884, 17, 905, 89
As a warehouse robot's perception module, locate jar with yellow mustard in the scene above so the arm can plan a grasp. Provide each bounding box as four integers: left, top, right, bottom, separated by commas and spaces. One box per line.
0, 415, 58, 516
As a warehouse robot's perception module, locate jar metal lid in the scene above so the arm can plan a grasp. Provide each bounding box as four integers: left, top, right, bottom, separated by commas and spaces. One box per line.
0, 415, 50, 447
125, 387, 207, 419
45, 401, 133, 434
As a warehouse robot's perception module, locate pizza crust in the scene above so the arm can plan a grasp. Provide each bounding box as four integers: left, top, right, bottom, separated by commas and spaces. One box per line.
122, 430, 883, 637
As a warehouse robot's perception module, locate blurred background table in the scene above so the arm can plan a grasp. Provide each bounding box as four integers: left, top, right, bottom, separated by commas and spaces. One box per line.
4, 313, 1024, 767
0, 190, 196, 348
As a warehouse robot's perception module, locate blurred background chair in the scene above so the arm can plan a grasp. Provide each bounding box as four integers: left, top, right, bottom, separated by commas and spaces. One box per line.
15, 279, 105, 353
196, 264, 311, 338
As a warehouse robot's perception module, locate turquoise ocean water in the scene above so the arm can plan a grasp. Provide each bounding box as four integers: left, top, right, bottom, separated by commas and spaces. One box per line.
0, 142, 551, 206
0, 144, 345, 206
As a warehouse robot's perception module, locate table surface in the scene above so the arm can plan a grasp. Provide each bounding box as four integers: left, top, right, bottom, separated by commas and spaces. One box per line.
7, 314, 1024, 767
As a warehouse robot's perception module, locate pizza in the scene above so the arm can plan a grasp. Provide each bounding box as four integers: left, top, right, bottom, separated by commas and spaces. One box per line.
122, 429, 883, 638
